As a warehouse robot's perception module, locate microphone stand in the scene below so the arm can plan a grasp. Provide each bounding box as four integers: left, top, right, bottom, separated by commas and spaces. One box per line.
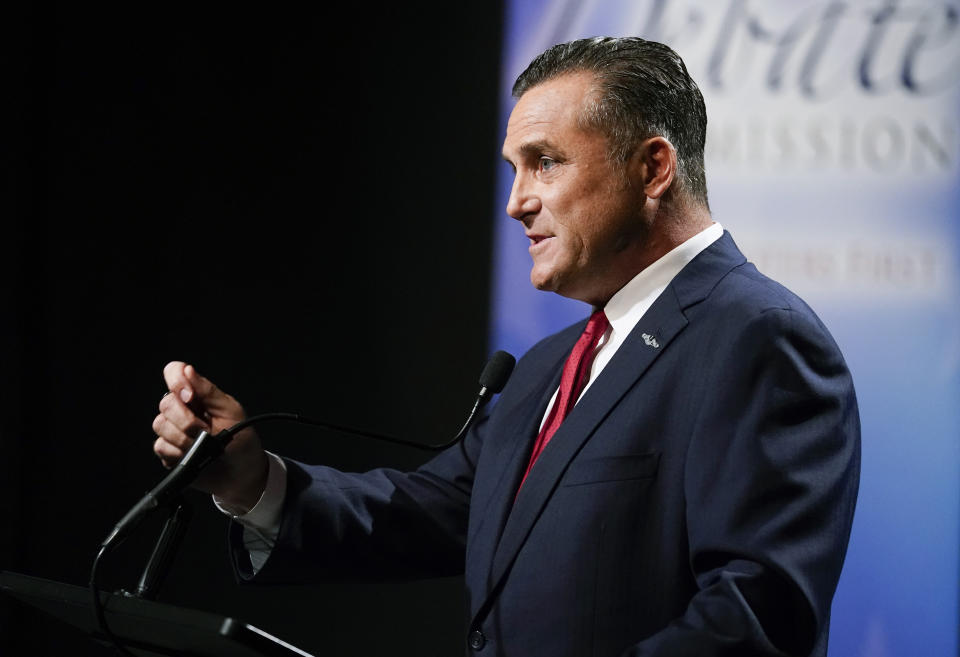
131, 496, 193, 600
90, 494, 195, 656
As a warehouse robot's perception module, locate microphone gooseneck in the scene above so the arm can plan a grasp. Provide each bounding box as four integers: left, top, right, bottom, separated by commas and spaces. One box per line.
219, 350, 517, 453
100, 350, 516, 551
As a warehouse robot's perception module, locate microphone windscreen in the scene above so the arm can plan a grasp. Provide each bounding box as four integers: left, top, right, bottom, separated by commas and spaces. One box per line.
479, 350, 516, 393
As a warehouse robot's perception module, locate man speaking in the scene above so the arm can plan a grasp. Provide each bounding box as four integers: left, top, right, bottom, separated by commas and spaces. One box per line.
153, 37, 860, 656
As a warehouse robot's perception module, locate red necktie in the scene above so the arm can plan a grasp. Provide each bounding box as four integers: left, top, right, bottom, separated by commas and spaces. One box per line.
517, 309, 609, 493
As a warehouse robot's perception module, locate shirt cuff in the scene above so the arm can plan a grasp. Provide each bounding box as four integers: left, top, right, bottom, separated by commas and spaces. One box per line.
213, 451, 287, 537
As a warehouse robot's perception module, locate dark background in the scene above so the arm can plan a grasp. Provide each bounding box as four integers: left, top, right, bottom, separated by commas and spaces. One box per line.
2, 3, 504, 655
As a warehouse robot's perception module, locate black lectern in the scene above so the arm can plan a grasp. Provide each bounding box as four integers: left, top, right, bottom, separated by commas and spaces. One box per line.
0, 570, 315, 657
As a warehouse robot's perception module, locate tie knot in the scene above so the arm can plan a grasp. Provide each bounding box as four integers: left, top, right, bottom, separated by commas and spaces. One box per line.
583, 309, 609, 343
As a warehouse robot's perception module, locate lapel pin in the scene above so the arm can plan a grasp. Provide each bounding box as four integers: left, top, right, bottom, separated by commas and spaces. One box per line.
641, 333, 660, 349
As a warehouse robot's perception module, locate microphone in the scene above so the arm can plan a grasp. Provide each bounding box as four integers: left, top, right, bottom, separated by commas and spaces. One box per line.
100, 350, 516, 550
449, 349, 516, 447
478, 349, 516, 399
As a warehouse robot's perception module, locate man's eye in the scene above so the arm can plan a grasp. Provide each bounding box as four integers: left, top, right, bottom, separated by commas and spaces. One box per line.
539, 157, 558, 171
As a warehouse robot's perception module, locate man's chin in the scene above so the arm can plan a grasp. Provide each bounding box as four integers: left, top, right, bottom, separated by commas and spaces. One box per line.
530, 271, 558, 293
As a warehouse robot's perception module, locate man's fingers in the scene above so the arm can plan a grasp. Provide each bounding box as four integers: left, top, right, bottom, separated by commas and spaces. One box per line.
156, 390, 210, 436
180, 363, 208, 404
154, 435, 185, 465
154, 394, 211, 453
162, 361, 209, 406
162, 361, 188, 393
153, 414, 193, 450
183, 363, 242, 416
161, 361, 236, 418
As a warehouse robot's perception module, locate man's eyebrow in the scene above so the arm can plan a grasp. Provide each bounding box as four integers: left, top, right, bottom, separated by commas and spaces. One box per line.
502, 139, 556, 163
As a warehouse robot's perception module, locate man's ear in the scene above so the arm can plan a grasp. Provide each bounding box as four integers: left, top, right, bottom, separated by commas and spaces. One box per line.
634, 136, 677, 200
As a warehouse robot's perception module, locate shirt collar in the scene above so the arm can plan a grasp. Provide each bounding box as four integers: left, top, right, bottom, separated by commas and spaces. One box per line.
603, 222, 723, 340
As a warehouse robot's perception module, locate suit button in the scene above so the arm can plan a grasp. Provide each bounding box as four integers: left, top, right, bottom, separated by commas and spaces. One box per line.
468, 629, 486, 650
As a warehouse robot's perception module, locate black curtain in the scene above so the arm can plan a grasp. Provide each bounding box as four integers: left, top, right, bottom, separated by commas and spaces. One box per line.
1, 3, 504, 655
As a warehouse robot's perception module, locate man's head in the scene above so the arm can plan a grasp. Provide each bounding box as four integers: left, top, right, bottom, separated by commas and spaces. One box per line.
502, 37, 712, 306
512, 36, 709, 208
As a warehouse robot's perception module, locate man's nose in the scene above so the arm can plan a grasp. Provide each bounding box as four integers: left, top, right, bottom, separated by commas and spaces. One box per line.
505, 173, 541, 221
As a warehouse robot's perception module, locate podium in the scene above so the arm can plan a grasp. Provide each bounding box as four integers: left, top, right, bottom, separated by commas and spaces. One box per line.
0, 570, 316, 657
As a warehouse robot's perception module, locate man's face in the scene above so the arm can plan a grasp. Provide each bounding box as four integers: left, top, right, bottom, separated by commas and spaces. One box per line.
502, 72, 649, 306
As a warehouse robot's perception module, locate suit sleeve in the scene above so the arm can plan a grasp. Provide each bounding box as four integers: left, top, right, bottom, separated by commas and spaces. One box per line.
622, 307, 861, 656
229, 409, 490, 584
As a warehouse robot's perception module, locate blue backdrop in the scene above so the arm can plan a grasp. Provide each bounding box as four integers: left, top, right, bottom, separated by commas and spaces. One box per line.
490, 2, 960, 655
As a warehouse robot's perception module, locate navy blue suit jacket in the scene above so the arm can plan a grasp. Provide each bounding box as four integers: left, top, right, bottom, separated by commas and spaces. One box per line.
233, 232, 861, 656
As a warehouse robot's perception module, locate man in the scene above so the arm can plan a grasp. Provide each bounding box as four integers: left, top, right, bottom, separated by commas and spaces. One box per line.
154, 37, 860, 656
